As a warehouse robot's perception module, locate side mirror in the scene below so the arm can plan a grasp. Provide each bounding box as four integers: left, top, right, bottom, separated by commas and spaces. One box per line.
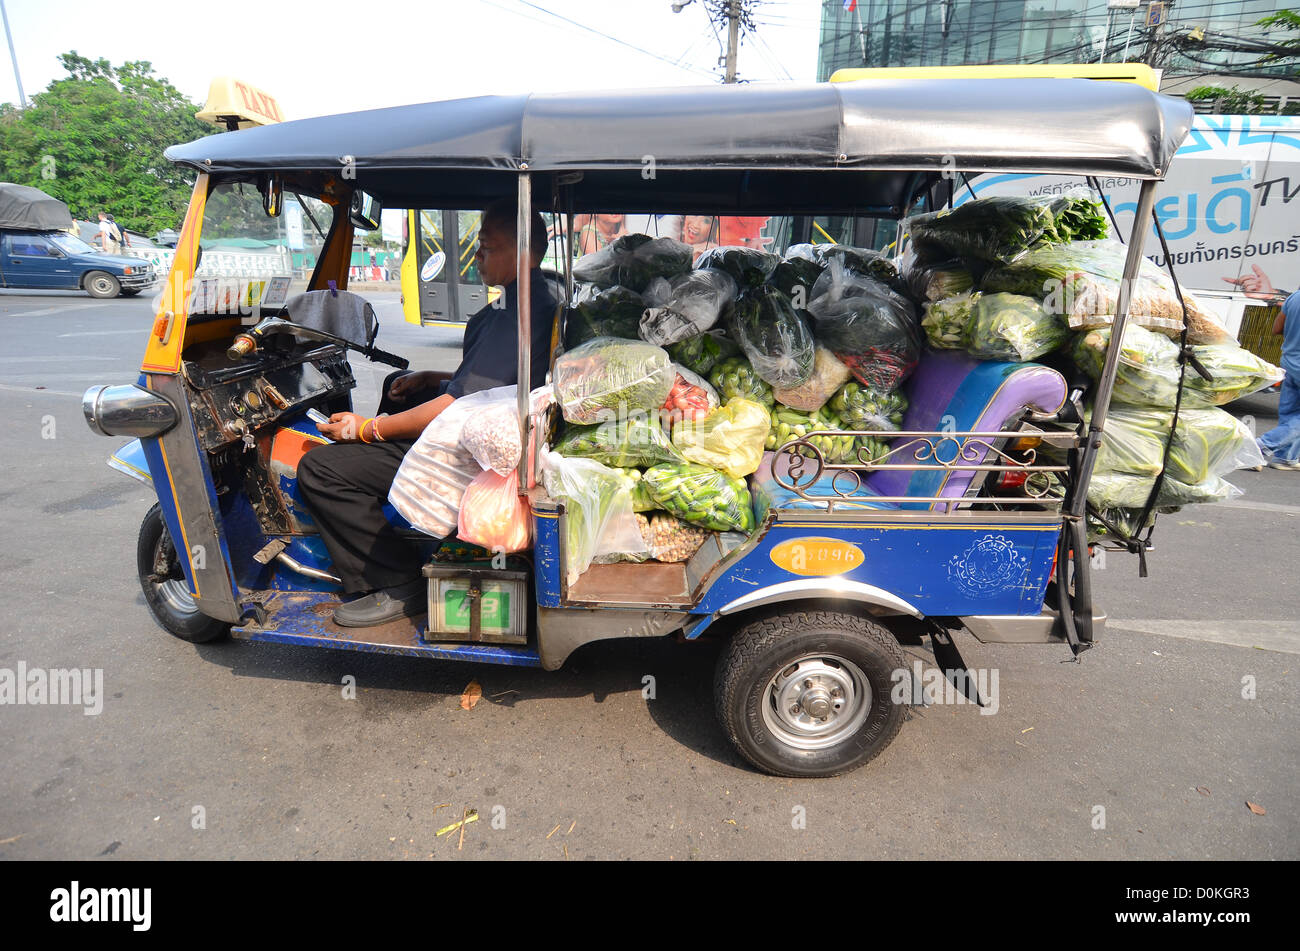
262, 175, 283, 218
349, 191, 381, 232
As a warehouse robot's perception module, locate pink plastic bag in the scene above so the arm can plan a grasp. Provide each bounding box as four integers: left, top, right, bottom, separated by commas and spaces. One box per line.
457, 469, 533, 552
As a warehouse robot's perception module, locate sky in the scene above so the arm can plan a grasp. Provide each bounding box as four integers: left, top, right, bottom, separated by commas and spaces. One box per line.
0, 0, 823, 118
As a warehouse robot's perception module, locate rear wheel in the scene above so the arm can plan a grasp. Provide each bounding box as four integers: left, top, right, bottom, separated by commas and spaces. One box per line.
136, 503, 230, 643
715, 609, 906, 778
84, 271, 121, 299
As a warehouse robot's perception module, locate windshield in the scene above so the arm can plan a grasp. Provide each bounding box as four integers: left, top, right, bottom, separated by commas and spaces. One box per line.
49, 233, 98, 255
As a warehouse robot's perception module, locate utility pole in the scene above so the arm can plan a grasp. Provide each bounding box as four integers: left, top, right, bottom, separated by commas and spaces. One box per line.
724, 0, 740, 84
1, 0, 26, 109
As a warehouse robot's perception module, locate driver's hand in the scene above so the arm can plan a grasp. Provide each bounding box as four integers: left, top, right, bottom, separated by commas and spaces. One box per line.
388, 370, 437, 402
317, 412, 367, 442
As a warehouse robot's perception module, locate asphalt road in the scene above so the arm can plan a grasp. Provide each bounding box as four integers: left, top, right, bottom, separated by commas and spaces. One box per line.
0, 289, 1296, 861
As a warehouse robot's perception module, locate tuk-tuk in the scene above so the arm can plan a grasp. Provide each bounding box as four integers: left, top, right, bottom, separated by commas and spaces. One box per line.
82, 79, 1193, 778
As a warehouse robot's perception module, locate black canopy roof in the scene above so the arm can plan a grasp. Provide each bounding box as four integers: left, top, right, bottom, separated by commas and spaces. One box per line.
165, 79, 1193, 217
0, 182, 75, 231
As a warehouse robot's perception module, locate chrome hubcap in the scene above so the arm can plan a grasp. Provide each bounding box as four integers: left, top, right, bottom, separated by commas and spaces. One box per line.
762, 655, 871, 751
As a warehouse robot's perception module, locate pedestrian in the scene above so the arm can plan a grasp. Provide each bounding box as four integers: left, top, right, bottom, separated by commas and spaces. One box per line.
96, 212, 126, 254
1225, 265, 1300, 469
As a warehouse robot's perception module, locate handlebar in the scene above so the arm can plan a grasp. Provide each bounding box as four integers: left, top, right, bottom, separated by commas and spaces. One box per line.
227, 317, 407, 369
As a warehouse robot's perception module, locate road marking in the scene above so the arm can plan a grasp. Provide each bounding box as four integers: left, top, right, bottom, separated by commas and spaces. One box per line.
1, 303, 102, 318
56, 329, 147, 338
1219, 499, 1300, 515
0, 383, 83, 397
1108, 619, 1300, 655
0, 355, 118, 362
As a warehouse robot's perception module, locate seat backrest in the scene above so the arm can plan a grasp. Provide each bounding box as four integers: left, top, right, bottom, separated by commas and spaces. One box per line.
864, 350, 1067, 508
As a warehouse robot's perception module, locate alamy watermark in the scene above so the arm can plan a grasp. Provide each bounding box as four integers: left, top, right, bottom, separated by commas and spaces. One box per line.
0, 662, 103, 716
890, 661, 999, 716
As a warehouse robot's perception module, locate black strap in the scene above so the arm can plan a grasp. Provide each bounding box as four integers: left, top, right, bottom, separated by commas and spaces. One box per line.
1086, 176, 1124, 246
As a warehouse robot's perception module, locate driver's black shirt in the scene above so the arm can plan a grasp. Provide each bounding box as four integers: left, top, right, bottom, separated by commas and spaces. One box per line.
440, 269, 557, 399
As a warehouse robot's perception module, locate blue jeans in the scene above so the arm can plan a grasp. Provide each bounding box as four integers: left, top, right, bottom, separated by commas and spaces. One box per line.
1259, 372, 1300, 462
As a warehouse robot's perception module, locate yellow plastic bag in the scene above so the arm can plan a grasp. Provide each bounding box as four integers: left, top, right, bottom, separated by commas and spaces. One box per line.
670, 397, 771, 479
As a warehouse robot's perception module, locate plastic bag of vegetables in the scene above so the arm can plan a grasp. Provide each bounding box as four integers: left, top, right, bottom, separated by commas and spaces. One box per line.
922, 292, 978, 350
553, 413, 684, 468
1092, 405, 1263, 487
612, 467, 657, 512
827, 381, 908, 431
906, 260, 976, 302
641, 512, 712, 563
563, 285, 645, 348
769, 248, 825, 302
695, 246, 780, 290
540, 448, 648, 584
554, 337, 676, 425
639, 268, 736, 346
727, 286, 816, 388
808, 260, 921, 393
708, 355, 774, 407
1072, 325, 1282, 408
765, 404, 889, 464
966, 292, 1069, 362
981, 240, 1232, 344
772, 345, 852, 413
642, 462, 756, 533
572, 233, 693, 293
670, 397, 771, 478
660, 365, 720, 428
666, 329, 740, 377
907, 193, 1108, 265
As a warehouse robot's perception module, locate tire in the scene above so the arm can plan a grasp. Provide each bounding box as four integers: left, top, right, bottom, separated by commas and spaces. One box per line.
715, 609, 906, 778
84, 271, 121, 299
136, 503, 230, 643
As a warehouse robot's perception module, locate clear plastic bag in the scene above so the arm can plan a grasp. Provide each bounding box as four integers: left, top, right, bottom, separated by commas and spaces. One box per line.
639, 268, 736, 346
808, 260, 921, 392
457, 469, 533, 553
694, 246, 780, 290
564, 284, 645, 348
906, 260, 976, 302
772, 345, 852, 413
553, 337, 676, 425
670, 397, 772, 478
460, 401, 522, 476
539, 448, 648, 584
922, 292, 978, 350
906, 192, 1108, 265
389, 385, 514, 537
764, 404, 889, 463
966, 292, 1069, 362
572, 234, 693, 293
660, 365, 721, 428
1072, 325, 1282, 409
553, 412, 684, 468
727, 285, 815, 388
642, 462, 756, 533
982, 240, 1232, 343
666, 329, 740, 377
826, 381, 908, 432
708, 355, 774, 407
640, 512, 711, 563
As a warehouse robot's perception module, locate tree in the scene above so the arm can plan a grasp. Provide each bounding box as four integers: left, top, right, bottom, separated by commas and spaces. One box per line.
1184, 84, 1270, 114
0, 52, 215, 235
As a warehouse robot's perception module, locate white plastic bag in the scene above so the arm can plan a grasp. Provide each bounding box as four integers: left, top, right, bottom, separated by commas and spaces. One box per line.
388, 385, 511, 536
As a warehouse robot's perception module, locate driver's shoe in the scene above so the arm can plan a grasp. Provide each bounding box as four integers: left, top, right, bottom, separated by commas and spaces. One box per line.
333, 578, 426, 627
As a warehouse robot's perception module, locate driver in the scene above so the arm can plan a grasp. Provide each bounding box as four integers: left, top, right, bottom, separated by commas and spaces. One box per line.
297, 199, 555, 627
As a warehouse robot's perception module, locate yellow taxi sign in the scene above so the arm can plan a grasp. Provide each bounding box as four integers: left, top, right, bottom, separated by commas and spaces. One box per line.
196, 77, 286, 130
770, 537, 865, 577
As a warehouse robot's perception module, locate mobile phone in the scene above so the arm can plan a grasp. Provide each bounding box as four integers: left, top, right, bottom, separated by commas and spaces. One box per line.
305, 408, 330, 425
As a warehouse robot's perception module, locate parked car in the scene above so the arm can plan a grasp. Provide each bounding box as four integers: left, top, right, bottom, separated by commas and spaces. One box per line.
0, 229, 158, 298
0, 185, 158, 298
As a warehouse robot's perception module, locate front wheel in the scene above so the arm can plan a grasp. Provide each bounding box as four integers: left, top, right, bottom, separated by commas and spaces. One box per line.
714, 609, 906, 778
84, 271, 121, 299
136, 503, 230, 643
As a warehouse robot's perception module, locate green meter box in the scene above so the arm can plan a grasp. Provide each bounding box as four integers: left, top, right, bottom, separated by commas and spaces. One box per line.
421, 565, 529, 644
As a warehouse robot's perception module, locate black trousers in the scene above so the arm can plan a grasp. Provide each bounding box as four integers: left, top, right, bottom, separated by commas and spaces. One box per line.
296, 371, 444, 594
